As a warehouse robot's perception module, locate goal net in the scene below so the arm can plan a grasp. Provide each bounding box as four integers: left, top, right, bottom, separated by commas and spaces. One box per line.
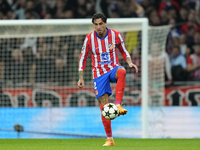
0, 19, 170, 138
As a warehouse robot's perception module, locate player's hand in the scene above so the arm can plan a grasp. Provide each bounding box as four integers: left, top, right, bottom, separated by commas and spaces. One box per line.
77, 79, 84, 88
129, 63, 138, 73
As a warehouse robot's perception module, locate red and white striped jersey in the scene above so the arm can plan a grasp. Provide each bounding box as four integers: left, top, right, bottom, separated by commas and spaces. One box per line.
79, 28, 130, 79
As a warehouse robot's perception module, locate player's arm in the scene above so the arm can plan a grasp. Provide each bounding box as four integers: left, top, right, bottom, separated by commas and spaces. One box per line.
187, 64, 200, 72
78, 71, 84, 88
186, 56, 200, 72
77, 37, 89, 88
126, 57, 138, 73
132, 0, 144, 17
118, 33, 138, 73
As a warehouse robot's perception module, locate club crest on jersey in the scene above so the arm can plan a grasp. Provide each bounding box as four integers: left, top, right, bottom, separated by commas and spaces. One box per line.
108, 43, 115, 50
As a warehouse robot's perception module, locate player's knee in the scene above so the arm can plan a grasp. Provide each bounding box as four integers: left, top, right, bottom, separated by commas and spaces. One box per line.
117, 69, 126, 79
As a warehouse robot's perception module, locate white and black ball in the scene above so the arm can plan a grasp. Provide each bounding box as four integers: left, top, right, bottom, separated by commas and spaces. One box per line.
102, 103, 119, 120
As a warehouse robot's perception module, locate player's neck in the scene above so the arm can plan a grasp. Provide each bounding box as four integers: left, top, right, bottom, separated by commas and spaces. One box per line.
98, 32, 106, 38
96, 28, 108, 39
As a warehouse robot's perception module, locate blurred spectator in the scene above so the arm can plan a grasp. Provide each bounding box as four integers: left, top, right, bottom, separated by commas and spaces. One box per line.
140, 0, 152, 10
149, 43, 173, 87
9, 49, 24, 84
63, 9, 74, 18
48, 36, 68, 86
35, 0, 53, 19
170, 46, 187, 81
53, 0, 66, 19
74, 0, 95, 18
181, 10, 200, 33
113, 0, 144, 18
43, 12, 52, 19
51, 58, 67, 86
26, 0, 35, 11
177, 6, 189, 25
35, 43, 52, 84
168, 7, 178, 20
187, 44, 200, 81
179, 34, 187, 55
186, 25, 196, 52
166, 17, 181, 54
14, 0, 27, 19
194, 31, 200, 45
148, 8, 161, 26
50, 36, 61, 58
7, 9, 17, 19
0, 0, 12, 15
179, 33, 192, 60
96, 0, 109, 18
20, 37, 37, 54
158, 0, 179, 15
37, 37, 46, 52
22, 47, 36, 86
0, 39, 14, 85
160, 9, 169, 25
183, 0, 199, 11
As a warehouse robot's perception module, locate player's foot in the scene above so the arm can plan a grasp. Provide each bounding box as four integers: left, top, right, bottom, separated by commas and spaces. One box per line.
103, 139, 115, 146
117, 105, 128, 116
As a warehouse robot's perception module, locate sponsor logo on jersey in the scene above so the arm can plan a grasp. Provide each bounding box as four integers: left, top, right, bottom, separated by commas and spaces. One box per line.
101, 52, 109, 62
98, 61, 113, 65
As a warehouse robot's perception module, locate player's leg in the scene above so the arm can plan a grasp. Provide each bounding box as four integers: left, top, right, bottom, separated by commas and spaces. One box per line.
98, 94, 115, 146
110, 66, 127, 116
93, 74, 115, 146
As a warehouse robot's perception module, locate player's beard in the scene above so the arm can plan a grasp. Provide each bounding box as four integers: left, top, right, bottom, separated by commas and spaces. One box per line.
98, 28, 105, 37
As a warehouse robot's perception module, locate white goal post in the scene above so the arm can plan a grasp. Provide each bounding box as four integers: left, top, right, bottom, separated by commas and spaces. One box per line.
0, 18, 170, 139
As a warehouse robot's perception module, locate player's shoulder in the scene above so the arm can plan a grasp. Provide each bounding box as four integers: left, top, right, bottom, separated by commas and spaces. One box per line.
109, 28, 121, 35
85, 31, 95, 39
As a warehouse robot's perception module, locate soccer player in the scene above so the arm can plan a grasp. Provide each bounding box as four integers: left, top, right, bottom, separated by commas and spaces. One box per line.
77, 13, 138, 146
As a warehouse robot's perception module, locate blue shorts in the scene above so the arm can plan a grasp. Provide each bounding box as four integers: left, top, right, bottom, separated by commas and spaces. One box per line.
93, 66, 124, 99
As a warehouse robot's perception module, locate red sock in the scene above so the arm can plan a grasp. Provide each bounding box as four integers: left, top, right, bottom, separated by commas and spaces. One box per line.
115, 69, 126, 105
100, 105, 112, 137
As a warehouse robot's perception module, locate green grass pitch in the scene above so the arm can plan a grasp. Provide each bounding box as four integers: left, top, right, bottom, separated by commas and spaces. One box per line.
0, 139, 200, 150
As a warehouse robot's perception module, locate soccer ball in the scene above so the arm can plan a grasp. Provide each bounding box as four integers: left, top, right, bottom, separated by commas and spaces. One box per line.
102, 103, 119, 120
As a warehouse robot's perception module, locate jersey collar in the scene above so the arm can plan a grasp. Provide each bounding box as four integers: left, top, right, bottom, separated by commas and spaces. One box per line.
95, 27, 109, 39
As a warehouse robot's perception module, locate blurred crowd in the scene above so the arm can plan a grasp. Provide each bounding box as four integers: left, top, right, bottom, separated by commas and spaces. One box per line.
0, 0, 200, 87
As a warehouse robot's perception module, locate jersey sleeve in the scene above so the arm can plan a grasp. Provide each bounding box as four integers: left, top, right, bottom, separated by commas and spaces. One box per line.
79, 36, 90, 71
117, 33, 131, 60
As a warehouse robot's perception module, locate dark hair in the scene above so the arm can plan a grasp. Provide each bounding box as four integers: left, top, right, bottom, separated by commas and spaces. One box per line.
92, 13, 107, 23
